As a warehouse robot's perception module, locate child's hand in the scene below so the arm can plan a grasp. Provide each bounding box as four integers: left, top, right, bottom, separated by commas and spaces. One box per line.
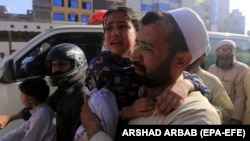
155, 79, 191, 115
0, 115, 11, 129
122, 97, 156, 119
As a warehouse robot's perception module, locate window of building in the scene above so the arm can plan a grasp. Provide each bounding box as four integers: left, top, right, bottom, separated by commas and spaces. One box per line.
53, 0, 64, 7
82, 2, 92, 10
53, 13, 64, 21
211, 0, 219, 5
69, 14, 78, 22
69, 0, 78, 8
210, 15, 217, 24
194, 4, 203, 9
24, 25, 28, 29
211, 5, 218, 24
82, 15, 89, 23
232, 21, 239, 26
157, 3, 170, 10
170, 0, 180, 3
141, 4, 152, 11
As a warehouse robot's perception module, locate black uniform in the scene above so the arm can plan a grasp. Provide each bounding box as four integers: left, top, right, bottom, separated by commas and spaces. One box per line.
47, 81, 84, 141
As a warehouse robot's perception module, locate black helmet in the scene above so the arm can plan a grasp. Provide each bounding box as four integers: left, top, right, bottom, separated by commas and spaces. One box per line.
45, 43, 88, 87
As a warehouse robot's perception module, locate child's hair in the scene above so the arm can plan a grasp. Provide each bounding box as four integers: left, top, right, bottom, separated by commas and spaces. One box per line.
103, 5, 141, 32
18, 78, 50, 103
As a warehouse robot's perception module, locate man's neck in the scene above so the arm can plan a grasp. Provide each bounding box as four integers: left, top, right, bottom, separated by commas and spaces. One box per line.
146, 87, 165, 98
145, 74, 184, 98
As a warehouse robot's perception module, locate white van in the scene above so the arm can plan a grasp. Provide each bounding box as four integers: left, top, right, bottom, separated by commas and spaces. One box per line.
0, 24, 104, 136
204, 31, 250, 69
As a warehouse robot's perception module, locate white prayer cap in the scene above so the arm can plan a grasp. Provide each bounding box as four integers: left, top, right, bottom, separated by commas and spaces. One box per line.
169, 7, 210, 64
217, 39, 236, 49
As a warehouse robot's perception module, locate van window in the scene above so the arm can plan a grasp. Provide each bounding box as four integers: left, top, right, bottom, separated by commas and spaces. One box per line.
204, 36, 250, 70
16, 32, 103, 80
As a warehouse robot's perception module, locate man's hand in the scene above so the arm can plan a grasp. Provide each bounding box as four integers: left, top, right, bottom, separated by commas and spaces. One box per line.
81, 95, 103, 139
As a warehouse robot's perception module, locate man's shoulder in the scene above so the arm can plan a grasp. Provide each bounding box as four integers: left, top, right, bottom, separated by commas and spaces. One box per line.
179, 92, 221, 124
184, 91, 216, 111
129, 92, 221, 125
207, 64, 216, 70
186, 91, 208, 102
199, 69, 222, 84
235, 61, 249, 69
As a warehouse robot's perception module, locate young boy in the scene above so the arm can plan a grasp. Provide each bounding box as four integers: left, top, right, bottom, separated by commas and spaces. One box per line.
0, 78, 56, 141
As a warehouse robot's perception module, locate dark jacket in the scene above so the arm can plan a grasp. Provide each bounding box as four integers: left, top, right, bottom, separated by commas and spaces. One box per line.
46, 81, 84, 141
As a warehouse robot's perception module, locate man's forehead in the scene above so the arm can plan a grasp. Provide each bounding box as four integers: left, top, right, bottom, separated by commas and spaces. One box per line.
52, 58, 70, 62
219, 44, 235, 48
138, 24, 169, 42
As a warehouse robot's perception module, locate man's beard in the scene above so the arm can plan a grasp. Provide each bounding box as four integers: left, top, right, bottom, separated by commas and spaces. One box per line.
215, 56, 235, 70
134, 57, 173, 88
52, 71, 64, 76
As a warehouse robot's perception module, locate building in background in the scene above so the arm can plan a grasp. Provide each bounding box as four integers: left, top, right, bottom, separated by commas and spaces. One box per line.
33, 0, 125, 23
126, 0, 234, 33
227, 9, 245, 34
0, 0, 125, 24
93, 0, 124, 10
0, 5, 9, 13
0, 5, 33, 21
0, 0, 125, 55
33, 0, 93, 23
0, 0, 246, 34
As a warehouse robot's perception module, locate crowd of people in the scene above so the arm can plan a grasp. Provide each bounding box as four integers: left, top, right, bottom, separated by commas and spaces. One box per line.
0, 4, 249, 141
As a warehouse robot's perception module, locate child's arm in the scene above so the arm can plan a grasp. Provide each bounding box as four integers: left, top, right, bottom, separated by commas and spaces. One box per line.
156, 72, 209, 115
0, 110, 23, 128
121, 73, 209, 118
120, 97, 156, 120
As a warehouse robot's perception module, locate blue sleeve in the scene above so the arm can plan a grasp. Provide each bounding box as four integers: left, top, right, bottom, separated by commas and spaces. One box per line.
183, 71, 210, 95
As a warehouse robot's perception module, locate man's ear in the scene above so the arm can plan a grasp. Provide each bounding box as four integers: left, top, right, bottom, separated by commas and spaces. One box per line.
172, 52, 192, 69
28, 96, 34, 104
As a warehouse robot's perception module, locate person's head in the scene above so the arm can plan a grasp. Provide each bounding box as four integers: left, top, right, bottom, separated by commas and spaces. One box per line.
18, 78, 49, 107
45, 43, 88, 87
215, 39, 236, 69
185, 54, 206, 73
0, 52, 5, 58
130, 7, 210, 89
103, 5, 141, 57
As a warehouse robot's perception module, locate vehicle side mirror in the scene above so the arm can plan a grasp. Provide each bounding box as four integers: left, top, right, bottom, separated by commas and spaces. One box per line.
0, 59, 16, 83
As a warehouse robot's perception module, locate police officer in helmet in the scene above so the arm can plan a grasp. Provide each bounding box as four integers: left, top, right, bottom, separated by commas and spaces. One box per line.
45, 43, 88, 141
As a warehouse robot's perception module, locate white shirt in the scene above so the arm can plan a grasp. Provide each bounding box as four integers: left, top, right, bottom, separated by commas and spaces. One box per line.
0, 103, 56, 141
74, 88, 118, 141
